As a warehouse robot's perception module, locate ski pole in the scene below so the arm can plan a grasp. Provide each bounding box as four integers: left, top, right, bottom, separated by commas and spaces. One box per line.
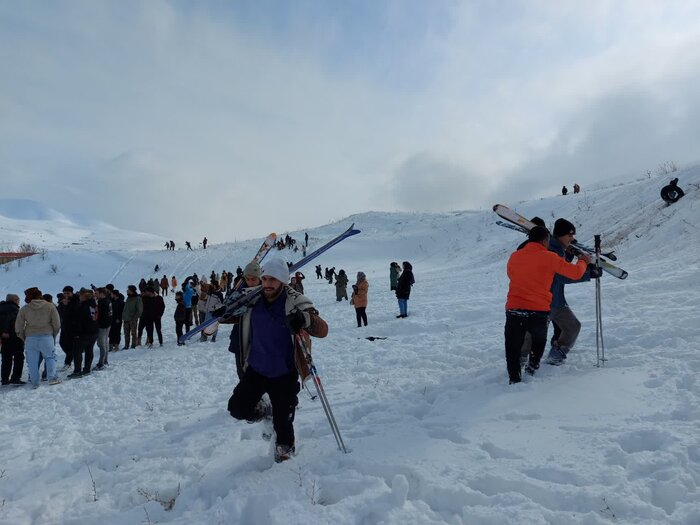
594, 235, 606, 367
296, 334, 348, 453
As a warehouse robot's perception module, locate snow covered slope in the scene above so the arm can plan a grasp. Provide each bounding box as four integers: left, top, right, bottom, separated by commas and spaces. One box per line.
0, 198, 166, 252
0, 169, 699, 524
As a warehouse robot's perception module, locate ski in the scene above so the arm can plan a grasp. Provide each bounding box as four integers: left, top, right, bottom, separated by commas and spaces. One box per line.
198, 233, 278, 338
180, 233, 276, 342
493, 204, 628, 280
496, 221, 617, 260
179, 224, 361, 343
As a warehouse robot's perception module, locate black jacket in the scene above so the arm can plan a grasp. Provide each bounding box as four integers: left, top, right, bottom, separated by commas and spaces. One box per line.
111, 295, 125, 323
61, 296, 82, 338
97, 298, 112, 329
78, 299, 99, 337
0, 301, 22, 352
396, 267, 415, 300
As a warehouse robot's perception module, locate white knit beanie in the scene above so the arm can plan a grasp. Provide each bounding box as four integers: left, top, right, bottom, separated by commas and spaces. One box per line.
261, 258, 289, 284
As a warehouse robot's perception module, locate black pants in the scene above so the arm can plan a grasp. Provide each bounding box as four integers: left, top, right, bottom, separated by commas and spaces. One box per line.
74, 334, 97, 373
59, 334, 73, 366
1, 339, 24, 383
175, 320, 185, 342
109, 321, 122, 346
504, 310, 549, 383
355, 307, 367, 327
228, 325, 244, 380
228, 368, 300, 447
144, 318, 163, 345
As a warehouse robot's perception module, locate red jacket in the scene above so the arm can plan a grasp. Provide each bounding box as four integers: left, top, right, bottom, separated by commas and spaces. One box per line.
506, 242, 587, 312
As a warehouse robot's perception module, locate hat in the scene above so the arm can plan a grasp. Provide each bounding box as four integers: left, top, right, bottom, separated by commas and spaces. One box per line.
243, 261, 261, 278
357, 271, 366, 281
127, 285, 137, 293
62, 285, 74, 293
553, 218, 576, 237
530, 216, 546, 228
24, 287, 43, 301
261, 258, 289, 284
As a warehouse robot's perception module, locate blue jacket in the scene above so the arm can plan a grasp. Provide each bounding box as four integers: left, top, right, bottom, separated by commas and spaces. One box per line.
183, 284, 195, 308
549, 236, 591, 309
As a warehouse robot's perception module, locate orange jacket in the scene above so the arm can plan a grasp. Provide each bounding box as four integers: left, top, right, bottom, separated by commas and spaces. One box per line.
506, 242, 587, 312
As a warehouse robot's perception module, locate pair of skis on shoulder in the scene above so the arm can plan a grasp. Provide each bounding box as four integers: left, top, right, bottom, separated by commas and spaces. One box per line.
179, 224, 361, 343
493, 204, 628, 280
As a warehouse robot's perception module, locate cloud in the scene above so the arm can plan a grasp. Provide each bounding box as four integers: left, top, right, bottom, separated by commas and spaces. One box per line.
3, 1, 700, 241
390, 154, 492, 211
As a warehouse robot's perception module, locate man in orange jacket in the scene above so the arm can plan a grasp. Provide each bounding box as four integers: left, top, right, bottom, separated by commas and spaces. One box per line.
504, 226, 590, 384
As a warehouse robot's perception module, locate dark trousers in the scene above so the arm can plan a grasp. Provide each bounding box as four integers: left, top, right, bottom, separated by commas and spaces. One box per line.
74, 334, 97, 373
59, 334, 73, 366
228, 325, 244, 380
109, 321, 122, 346
504, 310, 549, 383
1, 339, 24, 382
144, 318, 163, 345
355, 307, 367, 327
228, 368, 300, 447
175, 320, 185, 342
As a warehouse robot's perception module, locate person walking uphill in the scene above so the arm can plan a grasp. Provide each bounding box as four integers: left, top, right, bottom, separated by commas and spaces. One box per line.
351, 272, 369, 327
0, 294, 25, 385
504, 226, 590, 384
545, 218, 601, 365
395, 261, 414, 318
227, 258, 329, 463
14, 287, 62, 387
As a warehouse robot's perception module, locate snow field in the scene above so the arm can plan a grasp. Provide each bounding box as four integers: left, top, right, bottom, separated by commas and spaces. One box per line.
1, 169, 700, 524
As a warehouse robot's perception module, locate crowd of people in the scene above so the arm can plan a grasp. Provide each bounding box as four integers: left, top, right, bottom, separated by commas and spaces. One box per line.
0, 235, 420, 462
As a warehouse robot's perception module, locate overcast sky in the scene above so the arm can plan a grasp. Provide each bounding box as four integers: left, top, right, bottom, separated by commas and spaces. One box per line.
2, 1, 700, 242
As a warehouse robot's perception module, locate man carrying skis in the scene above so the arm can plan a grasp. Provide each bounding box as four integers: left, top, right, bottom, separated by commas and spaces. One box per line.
227, 258, 328, 462
545, 218, 602, 365
505, 226, 589, 384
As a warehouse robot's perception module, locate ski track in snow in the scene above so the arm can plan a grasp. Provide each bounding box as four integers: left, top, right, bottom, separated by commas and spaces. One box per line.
1, 170, 700, 524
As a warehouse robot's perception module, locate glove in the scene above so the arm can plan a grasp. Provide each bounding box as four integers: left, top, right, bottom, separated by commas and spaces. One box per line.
588, 264, 603, 279
286, 310, 308, 333
213, 306, 226, 317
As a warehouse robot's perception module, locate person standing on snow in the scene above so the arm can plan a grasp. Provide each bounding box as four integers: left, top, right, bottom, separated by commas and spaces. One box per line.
201, 281, 224, 343
0, 294, 25, 385
389, 262, 401, 291
14, 287, 61, 387
544, 218, 602, 365
335, 269, 349, 301
122, 285, 143, 349
395, 261, 414, 318
226, 258, 328, 462
68, 288, 98, 378
504, 226, 590, 384
351, 272, 369, 327
94, 288, 112, 369
109, 289, 124, 352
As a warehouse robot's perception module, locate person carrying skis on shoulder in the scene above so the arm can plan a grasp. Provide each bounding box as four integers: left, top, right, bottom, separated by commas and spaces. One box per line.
222, 261, 262, 380
545, 218, 602, 365
504, 226, 590, 384
226, 258, 328, 463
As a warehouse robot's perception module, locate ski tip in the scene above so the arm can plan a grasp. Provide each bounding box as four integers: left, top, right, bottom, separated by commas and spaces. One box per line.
492, 204, 504, 212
